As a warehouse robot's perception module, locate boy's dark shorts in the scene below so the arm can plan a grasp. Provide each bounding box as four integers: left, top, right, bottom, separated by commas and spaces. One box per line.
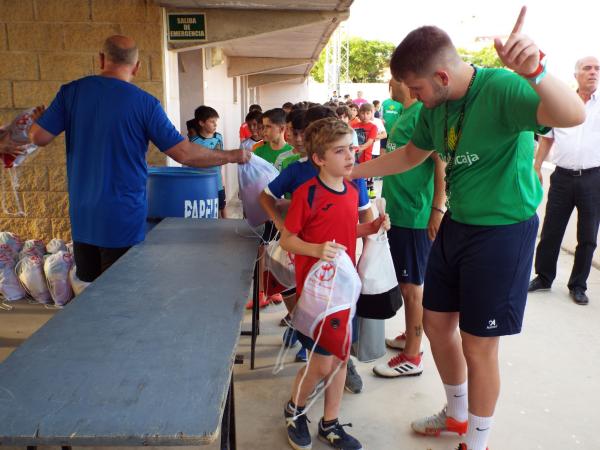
261, 220, 278, 243
388, 225, 432, 286
423, 214, 538, 337
218, 189, 226, 211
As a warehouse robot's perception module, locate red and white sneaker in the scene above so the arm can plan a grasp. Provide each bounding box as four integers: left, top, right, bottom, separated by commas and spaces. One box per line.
456, 444, 488, 450
268, 293, 283, 304
411, 406, 468, 436
373, 352, 423, 378
385, 332, 407, 350
245, 291, 270, 309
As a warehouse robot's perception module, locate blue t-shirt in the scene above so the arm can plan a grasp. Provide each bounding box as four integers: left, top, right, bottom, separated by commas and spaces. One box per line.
36, 76, 184, 247
266, 158, 370, 210
190, 133, 224, 191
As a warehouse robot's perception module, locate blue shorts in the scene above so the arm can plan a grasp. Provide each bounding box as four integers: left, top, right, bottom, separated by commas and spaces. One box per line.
423, 214, 539, 337
218, 189, 226, 211
388, 226, 432, 286
297, 316, 359, 356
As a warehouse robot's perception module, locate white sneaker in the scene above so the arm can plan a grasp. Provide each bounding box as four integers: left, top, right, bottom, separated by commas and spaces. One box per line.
373, 352, 423, 378
410, 406, 468, 436
385, 332, 406, 350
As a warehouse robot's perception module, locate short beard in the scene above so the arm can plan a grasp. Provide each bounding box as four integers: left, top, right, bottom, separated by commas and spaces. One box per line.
429, 81, 450, 108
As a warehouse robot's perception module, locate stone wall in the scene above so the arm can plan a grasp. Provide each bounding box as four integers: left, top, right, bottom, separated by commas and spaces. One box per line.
0, 0, 166, 242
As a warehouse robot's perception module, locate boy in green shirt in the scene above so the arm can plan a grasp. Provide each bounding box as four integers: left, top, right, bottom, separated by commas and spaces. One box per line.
352, 8, 585, 450
254, 108, 293, 170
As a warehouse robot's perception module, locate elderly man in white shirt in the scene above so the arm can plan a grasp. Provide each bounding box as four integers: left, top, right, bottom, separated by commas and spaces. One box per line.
529, 56, 600, 305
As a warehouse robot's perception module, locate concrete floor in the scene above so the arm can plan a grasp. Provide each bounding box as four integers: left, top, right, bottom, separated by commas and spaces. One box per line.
2, 245, 599, 450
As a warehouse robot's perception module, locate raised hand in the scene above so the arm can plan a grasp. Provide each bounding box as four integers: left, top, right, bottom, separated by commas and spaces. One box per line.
494, 6, 540, 76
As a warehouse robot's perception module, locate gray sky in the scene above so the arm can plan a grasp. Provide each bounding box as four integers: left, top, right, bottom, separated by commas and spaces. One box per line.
345, 0, 599, 85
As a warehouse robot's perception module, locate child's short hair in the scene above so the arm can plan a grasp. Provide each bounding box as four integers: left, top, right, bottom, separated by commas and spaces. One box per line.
305, 105, 336, 126
349, 103, 359, 110
249, 104, 262, 113
336, 105, 350, 119
304, 117, 353, 166
286, 109, 307, 131
262, 108, 287, 125
373, 100, 380, 107
194, 105, 219, 122
245, 110, 262, 123
359, 103, 373, 113
186, 119, 198, 133
282, 101, 294, 110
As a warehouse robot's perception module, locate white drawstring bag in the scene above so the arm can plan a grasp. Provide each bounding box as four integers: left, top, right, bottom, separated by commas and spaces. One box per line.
44, 251, 74, 306
356, 198, 402, 319
292, 251, 361, 361
69, 265, 90, 296
16, 254, 51, 304
264, 239, 295, 295
0, 243, 18, 262
19, 239, 46, 260
238, 154, 279, 227
46, 238, 67, 254
0, 231, 23, 253
0, 254, 25, 301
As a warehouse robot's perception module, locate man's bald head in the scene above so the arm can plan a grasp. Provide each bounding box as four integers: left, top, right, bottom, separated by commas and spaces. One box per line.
102, 35, 138, 66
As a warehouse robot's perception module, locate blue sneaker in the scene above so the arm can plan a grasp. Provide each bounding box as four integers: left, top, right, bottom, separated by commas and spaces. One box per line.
284, 402, 312, 450
318, 419, 362, 449
295, 346, 308, 362
283, 327, 299, 348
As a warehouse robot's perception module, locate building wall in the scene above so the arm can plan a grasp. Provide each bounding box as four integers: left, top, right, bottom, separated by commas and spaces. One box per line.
0, 0, 165, 242
258, 79, 309, 110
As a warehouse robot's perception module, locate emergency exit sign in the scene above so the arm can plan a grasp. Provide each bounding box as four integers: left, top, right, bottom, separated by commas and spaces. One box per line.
167, 13, 207, 42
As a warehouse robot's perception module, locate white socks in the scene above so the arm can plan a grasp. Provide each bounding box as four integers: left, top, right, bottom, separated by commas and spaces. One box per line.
465, 412, 493, 450
444, 382, 468, 422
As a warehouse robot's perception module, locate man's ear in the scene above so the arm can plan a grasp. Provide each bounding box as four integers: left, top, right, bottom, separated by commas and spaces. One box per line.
131, 61, 141, 77
434, 70, 450, 86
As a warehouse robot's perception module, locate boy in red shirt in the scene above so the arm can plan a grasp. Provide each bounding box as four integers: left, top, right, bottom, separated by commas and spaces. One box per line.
351, 103, 378, 164
281, 117, 389, 450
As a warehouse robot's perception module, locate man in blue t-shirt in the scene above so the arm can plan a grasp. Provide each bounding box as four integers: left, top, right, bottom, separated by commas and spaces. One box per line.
29, 35, 250, 283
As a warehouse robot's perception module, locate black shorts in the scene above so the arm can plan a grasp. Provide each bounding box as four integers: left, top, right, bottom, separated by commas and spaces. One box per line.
261, 220, 278, 243
73, 242, 131, 283
388, 226, 432, 286
423, 214, 538, 337
218, 189, 226, 211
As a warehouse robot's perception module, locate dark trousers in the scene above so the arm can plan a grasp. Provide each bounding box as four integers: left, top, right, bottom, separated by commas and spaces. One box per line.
73, 242, 131, 282
534, 168, 600, 291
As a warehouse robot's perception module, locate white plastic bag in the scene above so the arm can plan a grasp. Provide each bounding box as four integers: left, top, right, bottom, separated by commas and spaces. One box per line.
264, 239, 296, 289
0, 108, 39, 168
46, 238, 67, 254
0, 231, 23, 253
19, 239, 45, 260
238, 154, 279, 227
16, 254, 51, 304
0, 243, 18, 262
357, 198, 397, 295
69, 265, 90, 296
44, 251, 74, 306
0, 254, 26, 301
292, 251, 361, 361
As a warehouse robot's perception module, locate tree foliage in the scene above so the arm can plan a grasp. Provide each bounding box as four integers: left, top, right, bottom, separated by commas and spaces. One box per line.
310, 37, 396, 83
458, 45, 503, 68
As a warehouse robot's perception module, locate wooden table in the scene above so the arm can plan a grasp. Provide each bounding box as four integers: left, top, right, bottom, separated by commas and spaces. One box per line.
0, 218, 256, 449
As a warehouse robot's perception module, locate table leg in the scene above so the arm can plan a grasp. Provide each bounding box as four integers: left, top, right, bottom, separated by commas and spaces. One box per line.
220, 374, 236, 450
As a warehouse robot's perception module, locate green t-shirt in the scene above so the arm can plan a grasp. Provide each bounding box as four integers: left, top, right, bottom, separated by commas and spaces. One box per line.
274, 148, 298, 171
254, 142, 294, 169
381, 98, 403, 134
280, 152, 303, 170
382, 101, 434, 229
410, 67, 545, 226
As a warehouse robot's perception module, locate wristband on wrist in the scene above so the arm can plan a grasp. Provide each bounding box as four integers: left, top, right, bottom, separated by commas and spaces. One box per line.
520, 50, 547, 85
431, 206, 445, 215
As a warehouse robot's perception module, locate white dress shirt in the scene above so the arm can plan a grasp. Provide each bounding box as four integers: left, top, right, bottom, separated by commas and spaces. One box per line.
546, 90, 600, 170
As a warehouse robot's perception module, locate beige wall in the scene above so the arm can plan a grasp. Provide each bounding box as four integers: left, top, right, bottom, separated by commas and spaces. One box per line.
0, 0, 165, 242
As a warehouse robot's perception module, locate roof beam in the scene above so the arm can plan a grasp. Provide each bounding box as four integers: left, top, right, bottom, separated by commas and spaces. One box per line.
247, 73, 304, 88
166, 8, 349, 52
228, 57, 311, 77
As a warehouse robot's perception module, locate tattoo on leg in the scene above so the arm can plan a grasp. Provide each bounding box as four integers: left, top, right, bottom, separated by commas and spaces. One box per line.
415, 325, 423, 337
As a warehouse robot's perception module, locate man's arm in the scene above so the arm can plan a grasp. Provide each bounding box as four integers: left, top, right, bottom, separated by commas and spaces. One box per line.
164, 139, 250, 167
427, 152, 447, 241
352, 140, 432, 180
29, 123, 56, 147
534, 136, 554, 186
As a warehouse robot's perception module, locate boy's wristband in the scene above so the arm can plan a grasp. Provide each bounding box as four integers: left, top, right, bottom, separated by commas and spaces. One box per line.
431, 206, 445, 215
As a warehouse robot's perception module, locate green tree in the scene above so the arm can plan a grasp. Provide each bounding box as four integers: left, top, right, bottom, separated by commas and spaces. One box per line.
458, 45, 503, 68
310, 37, 396, 83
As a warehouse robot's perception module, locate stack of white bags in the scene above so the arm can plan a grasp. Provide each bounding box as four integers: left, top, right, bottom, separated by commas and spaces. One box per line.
0, 232, 77, 307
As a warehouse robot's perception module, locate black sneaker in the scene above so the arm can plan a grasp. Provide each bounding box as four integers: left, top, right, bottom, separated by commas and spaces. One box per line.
570, 288, 589, 305
284, 402, 312, 449
318, 418, 362, 449
344, 358, 363, 394
528, 276, 551, 292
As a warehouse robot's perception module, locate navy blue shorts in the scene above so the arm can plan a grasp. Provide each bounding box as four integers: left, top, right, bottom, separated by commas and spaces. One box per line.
423, 214, 539, 337
388, 226, 432, 286
261, 220, 278, 243
218, 189, 226, 211
297, 316, 359, 356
